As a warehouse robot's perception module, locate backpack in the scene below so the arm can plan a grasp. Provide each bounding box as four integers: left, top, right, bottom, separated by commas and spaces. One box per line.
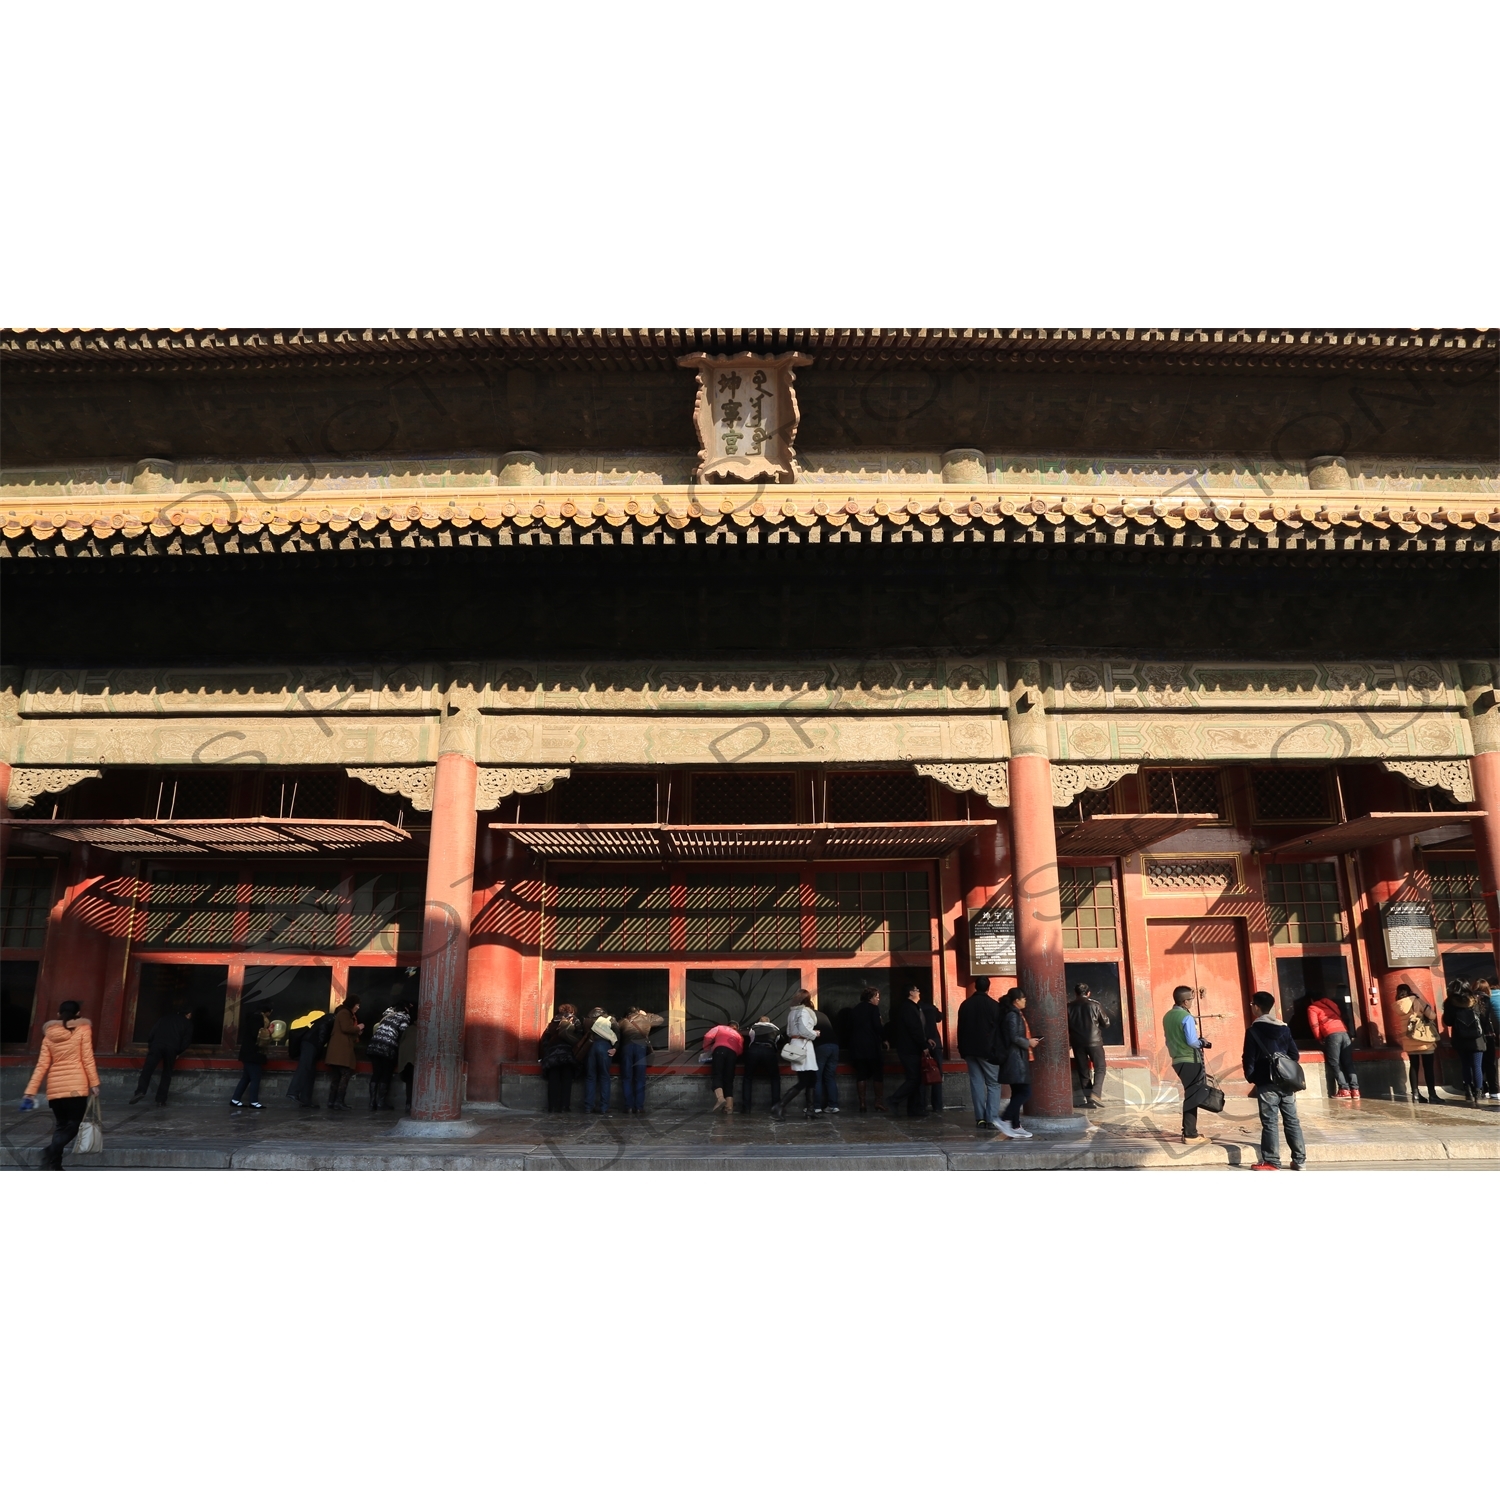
1253, 1027, 1306, 1092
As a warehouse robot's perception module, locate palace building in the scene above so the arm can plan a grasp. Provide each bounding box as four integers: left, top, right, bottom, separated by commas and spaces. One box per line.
2, 327, 1497, 1124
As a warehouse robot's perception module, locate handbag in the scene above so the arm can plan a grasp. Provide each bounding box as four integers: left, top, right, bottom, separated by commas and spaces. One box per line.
1197, 1079, 1226, 1113
72, 1094, 105, 1155
780, 1037, 810, 1067
1267, 1050, 1307, 1092
920, 1052, 942, 1085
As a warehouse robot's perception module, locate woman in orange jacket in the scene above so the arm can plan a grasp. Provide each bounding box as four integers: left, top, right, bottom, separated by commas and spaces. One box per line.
21, 1001, 101, 1170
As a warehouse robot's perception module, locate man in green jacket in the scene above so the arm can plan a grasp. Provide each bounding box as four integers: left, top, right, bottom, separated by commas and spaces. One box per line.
1163, 987, 1213, 1142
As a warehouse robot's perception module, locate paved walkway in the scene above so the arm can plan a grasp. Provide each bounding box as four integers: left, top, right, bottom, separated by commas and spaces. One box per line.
4, 1091, 1495, 1170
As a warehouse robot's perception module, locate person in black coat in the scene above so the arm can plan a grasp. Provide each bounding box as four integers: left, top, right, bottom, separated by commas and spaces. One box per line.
957, 978, 1004, 1129
232, 1004, 272, 1110
130, 1006, 195, 1107
847, 987, 888, 1113
918, 992, 945, 1114
1241, 991, 1306, 1170
1067, 983, 1110, 1110
885, 985, 930, 1118
996, 988, 1039, 1139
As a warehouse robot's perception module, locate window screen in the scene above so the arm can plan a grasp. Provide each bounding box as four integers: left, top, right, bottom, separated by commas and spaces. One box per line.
1251, 768, 1331, 822
240, 964, 334, 1034
142, 871, 240, 947
0, 959, 40, 1045
1142, 768, 1223, 818
554, 774, 658, 823
1060, 867, 1117, 950
551, 875, 673, 954
685, 874, 802, 953
1264, 863, 1345, 945
1064, 960, 1126, 1046
554, 969, 669, 1047
133, 962, 229, 1046
350, 871, 425, 953
685, 968, 802, 1047
813, 872, 931, 953
824, 773, 931, 822
691, 773, 796, 823
1427, 858, 1487, 940
244, 871, 343, 949
1, 864, 55, 948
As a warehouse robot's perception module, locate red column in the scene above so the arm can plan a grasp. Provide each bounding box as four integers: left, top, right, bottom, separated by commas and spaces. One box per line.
412, 750, 479, 1121
1359, 834, 1438, 1045
32, 844, 115, 1044
0, 763, 11, 884
1470, 751, 1500, 976
463, 825, 530, 1102
1008, 754, 1075, 1122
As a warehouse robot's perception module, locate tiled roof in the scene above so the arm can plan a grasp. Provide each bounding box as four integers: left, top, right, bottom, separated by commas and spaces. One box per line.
4, 327, 1495, 372
4, 485, 1496, 555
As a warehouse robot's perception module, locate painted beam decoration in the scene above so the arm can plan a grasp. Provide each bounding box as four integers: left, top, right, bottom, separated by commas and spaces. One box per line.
677, 351, 813, 483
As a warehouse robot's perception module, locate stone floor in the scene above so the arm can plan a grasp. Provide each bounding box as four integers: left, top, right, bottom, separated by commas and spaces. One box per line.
3, 1088, 1495, 1170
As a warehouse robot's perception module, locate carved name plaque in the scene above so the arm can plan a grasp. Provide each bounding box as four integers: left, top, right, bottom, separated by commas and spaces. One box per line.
677, 351, 812, 483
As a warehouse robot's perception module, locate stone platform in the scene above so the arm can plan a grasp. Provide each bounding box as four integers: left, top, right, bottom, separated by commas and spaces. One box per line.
2, 1089, 1494, 1171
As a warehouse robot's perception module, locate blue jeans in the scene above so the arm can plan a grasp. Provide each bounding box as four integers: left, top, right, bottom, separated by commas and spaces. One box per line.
586, 1039, 613, 1113
966, 1058, 1002, 1124
1460, 1049, 1484, 1094
621, 1042, 648, 1111
815, 1042, 840, 1108
1257, 1087, 1306, 1167
1321, 1032, 1358, 1092
233, 1061, 263, 1104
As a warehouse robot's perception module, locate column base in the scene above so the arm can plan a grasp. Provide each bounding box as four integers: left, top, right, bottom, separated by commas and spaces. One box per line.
392, 1118, 484, 1139
1023, 1113, 1091, 1138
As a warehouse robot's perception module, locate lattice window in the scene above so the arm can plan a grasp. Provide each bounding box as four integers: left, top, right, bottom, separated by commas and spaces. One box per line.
1427, 857, 1487, 940
243, 872, 343, 949
813, 871, 931, 953
1264, 862, 1345, 945
554, 774, 658, 823
1, 864, 55, 948
691, 773, 797, 824
1251, 768, 1331, 822
162, 774, 236, 819
1142, 768, 1223, 818
1060, 866, 1117, 950
1057, 786, 1115, 823
1409, 784, 1459, 813
141, 871, 241, 947
1145, 858, 1237, 892
551, 876, 673, 955
262, 772, 344, 819
824, 772, 931, 823
349, 871, 425, 953
685, 874, 802, 953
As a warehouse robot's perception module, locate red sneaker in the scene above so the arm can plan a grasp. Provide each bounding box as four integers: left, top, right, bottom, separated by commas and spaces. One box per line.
1336, 1088, 1352, 1099
1350, 1089, 1361, 1101
1252, 1162, 1280, 1171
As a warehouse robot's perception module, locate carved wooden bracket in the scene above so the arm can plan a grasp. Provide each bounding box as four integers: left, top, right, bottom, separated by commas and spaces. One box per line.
475, 767, 570, 810
1050, 762, 1139, 809
349, 766, 572, 812
6, 767, 101, 810
1378, 758, 1474, 804
916, 761, 1010, 808
348, 767, 435, 811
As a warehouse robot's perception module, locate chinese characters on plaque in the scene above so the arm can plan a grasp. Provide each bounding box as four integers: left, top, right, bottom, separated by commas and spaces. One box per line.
967, 907, 1017, 976
678, 350, 812, 483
